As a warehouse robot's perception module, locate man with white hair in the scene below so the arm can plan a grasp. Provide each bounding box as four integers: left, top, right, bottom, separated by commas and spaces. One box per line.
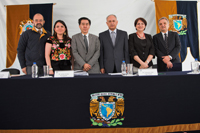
99, 14, 130, 73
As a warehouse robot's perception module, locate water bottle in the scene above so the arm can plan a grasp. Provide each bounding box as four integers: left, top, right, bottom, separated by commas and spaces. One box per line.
32, 62, 38, 78
191, 58, 199, 73
195, 58, 199, 73
121, 60, 126, 75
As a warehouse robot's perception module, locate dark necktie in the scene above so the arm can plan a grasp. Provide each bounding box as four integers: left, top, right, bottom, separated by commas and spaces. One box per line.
111, 31, 116, 46
164, 33, 169, 54
84, 35, 88, 53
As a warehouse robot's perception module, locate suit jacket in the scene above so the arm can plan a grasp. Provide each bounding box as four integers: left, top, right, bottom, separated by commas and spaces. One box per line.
153, 31, 181, 72
99, 29, 130, 73
71, 33, 100, 73
128, 33, 155, 68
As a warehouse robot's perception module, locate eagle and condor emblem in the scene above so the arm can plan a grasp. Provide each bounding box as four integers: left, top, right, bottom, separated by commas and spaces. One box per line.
169, 14, 187, 35
90, 92, 125, 127
19, 18, 34, 35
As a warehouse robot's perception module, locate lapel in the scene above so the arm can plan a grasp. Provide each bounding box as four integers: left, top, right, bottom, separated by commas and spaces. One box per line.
158, 32, 167, 49
32, 26, 47, 39
115, 29, 120, 47
106, 30, 114, 48
78, 33, 86, 50
144, 33, 148, 50
167, 31, 172, 50
88, 34, 93, 53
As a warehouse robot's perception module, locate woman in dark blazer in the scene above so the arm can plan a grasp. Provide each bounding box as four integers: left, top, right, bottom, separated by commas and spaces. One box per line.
128, 17, 155, 72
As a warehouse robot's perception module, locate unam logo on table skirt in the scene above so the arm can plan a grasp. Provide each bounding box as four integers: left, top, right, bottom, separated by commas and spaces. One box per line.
89, 92, 125, 127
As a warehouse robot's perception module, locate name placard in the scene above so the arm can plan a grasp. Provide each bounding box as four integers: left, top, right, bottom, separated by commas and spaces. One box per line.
0, 72, 10, 79
54, 70, 74, 78
138, 69, 158, 76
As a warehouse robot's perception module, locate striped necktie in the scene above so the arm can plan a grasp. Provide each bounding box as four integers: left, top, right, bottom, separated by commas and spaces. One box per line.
164, 33, 169, 54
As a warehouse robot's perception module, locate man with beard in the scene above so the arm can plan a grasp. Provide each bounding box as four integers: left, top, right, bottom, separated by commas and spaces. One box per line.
17, 13, 51, 75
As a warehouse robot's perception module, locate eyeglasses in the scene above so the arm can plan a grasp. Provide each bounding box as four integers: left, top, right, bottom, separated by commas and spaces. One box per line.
34, 19, 43, 22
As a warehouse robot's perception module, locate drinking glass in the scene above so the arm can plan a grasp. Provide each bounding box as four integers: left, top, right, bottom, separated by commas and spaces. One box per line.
127, 64, 133, 75
43, 65, 49, 77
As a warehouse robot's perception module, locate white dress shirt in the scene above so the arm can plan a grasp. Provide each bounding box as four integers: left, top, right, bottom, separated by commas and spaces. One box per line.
109, 29, 117, 38
35, 27, 43, 34
82, 33, 89, 46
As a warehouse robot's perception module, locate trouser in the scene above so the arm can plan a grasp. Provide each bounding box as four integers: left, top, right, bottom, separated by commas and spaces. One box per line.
51, 60, 71, 71
112, 64, 117, 73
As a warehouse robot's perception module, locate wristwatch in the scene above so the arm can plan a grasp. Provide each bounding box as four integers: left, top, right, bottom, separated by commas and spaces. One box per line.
49, 68, 53, 71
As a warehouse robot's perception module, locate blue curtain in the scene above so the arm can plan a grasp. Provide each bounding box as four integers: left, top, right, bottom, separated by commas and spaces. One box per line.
177, 1, 199, 61
30, 3, 53, 34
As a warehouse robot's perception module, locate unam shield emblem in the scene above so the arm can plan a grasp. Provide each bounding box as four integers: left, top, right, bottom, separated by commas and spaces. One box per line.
90, 92, 125, 127
169, 14, 187, 35
99, 102, 115, 121
173, 20, 182, 31
19, 18, 34, 35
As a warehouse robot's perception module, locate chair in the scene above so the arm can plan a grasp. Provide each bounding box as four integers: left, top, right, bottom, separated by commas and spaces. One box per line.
1, 68, 20, 75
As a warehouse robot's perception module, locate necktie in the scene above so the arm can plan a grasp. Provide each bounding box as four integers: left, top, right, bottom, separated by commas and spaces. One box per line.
84, 35, 88, 53
111, 31, 116, 46
38, 29, 42, 34
164, 33, 169, 54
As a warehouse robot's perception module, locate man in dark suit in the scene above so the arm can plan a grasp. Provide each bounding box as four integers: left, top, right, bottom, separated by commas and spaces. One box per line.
99, 14, 130, 73
153, 17, 181, 72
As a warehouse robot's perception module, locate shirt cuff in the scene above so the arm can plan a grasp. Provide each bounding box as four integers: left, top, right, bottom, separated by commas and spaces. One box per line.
168, 55, 172, 60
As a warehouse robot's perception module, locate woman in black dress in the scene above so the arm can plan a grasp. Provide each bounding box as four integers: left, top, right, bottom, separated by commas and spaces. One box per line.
128, 17, 155, 72
45, 20, 73, 74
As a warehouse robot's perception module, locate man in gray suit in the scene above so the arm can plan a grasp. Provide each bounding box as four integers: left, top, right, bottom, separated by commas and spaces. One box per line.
71, 17, 100, 73
153, 17, 181, 72
99, 14, 130, 73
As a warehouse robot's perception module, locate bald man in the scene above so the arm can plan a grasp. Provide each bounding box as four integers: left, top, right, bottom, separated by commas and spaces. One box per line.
17, 13, 51, 75
99, 14, 130, 73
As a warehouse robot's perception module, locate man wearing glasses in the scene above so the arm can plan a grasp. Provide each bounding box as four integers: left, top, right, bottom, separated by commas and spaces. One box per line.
17, 13, 51, 75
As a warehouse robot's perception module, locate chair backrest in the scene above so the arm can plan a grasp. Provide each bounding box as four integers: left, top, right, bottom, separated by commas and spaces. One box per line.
1, 68, 20, 75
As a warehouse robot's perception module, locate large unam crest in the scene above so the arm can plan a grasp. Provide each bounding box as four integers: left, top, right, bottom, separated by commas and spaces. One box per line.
19, 18, 34, 35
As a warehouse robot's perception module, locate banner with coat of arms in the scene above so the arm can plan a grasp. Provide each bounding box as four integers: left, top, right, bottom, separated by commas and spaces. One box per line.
154, 0, 199, 62
6, 3, 53, 68
19, 18, 34, 35
169, 14, 187, 35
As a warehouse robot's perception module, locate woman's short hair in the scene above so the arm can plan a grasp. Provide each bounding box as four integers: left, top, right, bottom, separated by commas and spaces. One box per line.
134, 17, 147, 27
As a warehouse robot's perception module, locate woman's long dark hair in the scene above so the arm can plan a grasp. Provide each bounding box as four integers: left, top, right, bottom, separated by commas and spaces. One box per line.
53, 20, 71, 42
